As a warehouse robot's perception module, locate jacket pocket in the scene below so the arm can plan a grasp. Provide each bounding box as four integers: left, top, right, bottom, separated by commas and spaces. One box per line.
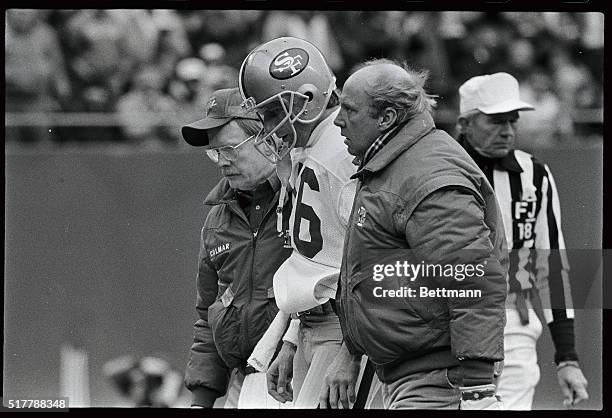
445, 365, 463, 389
353, 263, 449, 328
348, 274, 447, 364
238, 288, 279, 357
207, 288, 242, 369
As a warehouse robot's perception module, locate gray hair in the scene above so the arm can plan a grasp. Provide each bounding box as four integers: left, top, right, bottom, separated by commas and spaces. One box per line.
454, 109, 480, 138
355, 58, 437, 125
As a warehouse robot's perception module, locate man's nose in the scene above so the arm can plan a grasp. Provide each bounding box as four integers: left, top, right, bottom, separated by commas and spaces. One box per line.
263, 117, 280, 134
216, 153, 231, 167
499, 121, 516, 136
334, 113, 344, 127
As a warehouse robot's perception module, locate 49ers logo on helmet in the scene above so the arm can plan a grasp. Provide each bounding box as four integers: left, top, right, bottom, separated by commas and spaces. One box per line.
269, 48, 309, 80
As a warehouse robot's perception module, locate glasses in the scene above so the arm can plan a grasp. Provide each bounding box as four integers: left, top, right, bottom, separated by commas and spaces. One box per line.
205, 133, 256, 163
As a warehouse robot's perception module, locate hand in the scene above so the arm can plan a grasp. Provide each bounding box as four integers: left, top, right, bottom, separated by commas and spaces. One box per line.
557, 362, 588, 408
459, 384, 504, 410
267, 341, 296, 403
493, 360, 504, 378
493, 360, 504, 387
319, 343, 361, 409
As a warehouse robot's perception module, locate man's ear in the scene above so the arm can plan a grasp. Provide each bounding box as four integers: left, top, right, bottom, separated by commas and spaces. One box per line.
457, 116, 470, 134
379, 107, 398, 131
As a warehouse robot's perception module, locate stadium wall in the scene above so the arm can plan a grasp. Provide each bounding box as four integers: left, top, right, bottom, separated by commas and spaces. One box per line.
4, 145, 602, 408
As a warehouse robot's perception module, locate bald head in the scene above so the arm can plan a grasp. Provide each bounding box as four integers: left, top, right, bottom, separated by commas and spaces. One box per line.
347, 62, 410, 95
347, 59, 436, 125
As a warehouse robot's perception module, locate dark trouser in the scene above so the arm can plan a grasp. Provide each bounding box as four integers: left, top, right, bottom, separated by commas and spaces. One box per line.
381, 366, 462, 409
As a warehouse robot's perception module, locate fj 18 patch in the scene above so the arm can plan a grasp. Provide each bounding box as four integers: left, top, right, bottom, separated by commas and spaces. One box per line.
512, 196, 537, 242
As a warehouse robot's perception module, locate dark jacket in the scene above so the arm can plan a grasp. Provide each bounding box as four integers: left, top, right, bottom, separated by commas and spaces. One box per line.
336, 112, 508, 385
185, 177, 292, 405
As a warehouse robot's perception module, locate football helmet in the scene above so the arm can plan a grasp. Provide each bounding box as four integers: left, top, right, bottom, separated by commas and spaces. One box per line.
239, 37, 336, 163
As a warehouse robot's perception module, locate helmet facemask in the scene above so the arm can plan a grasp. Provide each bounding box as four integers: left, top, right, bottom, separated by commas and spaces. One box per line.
238, 36, 337, 163
243, 91, 309, 164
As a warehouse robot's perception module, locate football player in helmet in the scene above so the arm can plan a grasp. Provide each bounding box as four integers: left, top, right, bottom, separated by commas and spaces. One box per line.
239, 36, 337, 164
239, 37, 375, 409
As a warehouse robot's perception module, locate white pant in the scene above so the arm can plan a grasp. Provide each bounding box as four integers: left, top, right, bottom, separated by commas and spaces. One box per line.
496, 304, 543, 410
213, 369, 288, 408
364, 373, 384, 409
292, 317, 344, 407
291, 316, 379, 408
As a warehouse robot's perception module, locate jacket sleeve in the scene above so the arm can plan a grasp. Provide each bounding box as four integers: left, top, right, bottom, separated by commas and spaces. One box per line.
404, 187, 508, 386
184, 226, 230, 407
533, 164, 578, 364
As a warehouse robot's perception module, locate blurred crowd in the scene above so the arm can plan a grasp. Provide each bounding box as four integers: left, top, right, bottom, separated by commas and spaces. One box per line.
5, 9, 603, 146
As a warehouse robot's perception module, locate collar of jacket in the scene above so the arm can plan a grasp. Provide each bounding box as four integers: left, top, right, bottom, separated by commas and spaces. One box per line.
351, 111, 436, 180
203, 175, 281, 206
204, 177, 236, 206
459, 134, 523, 173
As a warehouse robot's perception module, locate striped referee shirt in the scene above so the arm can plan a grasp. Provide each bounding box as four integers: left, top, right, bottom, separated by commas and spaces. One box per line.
462, 141, 574, 326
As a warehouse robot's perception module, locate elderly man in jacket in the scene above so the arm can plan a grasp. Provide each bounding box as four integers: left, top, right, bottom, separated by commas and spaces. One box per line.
322, 59, 509, 410
182, 88, 292, 408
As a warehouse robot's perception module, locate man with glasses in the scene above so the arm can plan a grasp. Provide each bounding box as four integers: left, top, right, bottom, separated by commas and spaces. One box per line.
182, 87, 293, 408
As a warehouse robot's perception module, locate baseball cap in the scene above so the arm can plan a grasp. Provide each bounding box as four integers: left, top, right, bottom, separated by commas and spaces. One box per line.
459, 72, 534, 115
181, 88, 260, 147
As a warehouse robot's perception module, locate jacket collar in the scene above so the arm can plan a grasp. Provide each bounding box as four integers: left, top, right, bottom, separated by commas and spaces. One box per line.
352, 112, 436, 179
204, 174, 281, 206
204, 177, 235, 205
357, 123, 403, 170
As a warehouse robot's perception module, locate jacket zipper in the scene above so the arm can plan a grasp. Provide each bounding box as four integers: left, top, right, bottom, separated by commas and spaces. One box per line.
242, 195, 286, 358
225, 201, 253, 361
241, 228, 257, 360
229, 198, 279, 361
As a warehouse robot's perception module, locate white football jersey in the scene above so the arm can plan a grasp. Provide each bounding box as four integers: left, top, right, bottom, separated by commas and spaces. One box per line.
273, 109, 358, 313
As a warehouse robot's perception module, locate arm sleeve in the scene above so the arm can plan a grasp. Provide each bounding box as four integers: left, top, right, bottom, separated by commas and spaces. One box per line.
404, 187, 507, 385
184, 227, 230, 406
533, 165, 577, 363
281, 319, 301, 346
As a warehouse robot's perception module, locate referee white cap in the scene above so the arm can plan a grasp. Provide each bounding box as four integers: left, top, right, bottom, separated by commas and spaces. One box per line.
459, 72, 535, 115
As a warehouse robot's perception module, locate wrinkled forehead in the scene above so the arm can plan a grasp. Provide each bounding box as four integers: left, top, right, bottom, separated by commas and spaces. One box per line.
339, 79, 368, 108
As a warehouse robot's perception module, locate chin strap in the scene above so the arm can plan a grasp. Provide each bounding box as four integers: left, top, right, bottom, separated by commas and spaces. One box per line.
276, 153, 293, 248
